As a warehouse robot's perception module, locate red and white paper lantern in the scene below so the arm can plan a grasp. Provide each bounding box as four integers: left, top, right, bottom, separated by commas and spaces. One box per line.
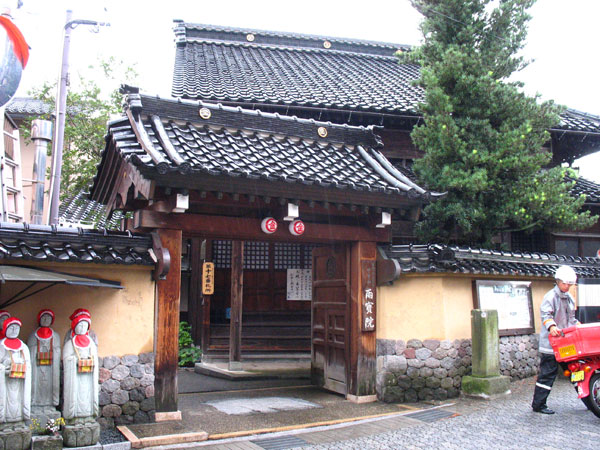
289, 219, 305, 236
261, 217, 278, 234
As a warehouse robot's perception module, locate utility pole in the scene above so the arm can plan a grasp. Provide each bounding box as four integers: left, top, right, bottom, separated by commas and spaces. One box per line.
47, 10, 109, 225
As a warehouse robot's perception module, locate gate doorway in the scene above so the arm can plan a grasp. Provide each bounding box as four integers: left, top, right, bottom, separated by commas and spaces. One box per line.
183, 239, 316, 362
182, 240, 352, 396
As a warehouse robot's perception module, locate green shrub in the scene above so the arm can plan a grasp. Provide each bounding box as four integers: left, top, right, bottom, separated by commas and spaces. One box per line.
178, 321, 202, 367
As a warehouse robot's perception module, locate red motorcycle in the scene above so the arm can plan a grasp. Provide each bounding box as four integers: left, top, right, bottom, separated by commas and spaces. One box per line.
549, 323, 600, 418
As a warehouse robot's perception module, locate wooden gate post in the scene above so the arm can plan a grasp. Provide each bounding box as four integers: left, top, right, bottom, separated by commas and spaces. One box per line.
348, 240, 377, 402
154, 228, 182, 419
229, 240, 244, 370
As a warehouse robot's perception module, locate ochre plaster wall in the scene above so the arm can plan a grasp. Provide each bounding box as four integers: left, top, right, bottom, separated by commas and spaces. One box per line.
1, 262, 155, 357
377, 274, 556, 341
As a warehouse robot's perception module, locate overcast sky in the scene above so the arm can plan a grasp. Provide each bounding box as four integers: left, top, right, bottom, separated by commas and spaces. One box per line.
10, 0, 600, 180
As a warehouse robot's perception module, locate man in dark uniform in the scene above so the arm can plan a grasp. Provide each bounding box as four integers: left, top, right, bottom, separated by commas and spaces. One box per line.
532, 265, 578, 414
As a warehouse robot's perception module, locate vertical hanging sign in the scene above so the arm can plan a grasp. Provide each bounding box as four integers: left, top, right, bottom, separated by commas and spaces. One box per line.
361, 259, 376, 331
202, 262, 215, 295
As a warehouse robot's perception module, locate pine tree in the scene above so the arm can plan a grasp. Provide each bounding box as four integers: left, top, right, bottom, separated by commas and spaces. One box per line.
403, 0, 595, 246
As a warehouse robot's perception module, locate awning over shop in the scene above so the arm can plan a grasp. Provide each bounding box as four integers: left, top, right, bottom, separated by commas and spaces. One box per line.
0, 265, 122, 308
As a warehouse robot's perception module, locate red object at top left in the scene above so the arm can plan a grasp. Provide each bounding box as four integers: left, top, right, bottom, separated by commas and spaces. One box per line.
0, 13, 29, 106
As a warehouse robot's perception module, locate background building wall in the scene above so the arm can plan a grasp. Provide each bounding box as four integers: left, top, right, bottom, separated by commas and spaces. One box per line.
2, 262, 155, 357
375, 273, 559, 403
377, 275, 556, 341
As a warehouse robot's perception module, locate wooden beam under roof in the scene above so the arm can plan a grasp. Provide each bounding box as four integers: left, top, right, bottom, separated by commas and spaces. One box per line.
133, 210, 390, 243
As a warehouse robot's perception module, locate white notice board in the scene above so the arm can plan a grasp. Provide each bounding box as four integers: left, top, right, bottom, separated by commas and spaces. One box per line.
474, 280, 534, 335
286, 269, 312, 301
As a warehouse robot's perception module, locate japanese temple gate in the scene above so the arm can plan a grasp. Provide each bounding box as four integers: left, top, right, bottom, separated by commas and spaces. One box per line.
137, 209, 384, 409
90, 92, 432, 414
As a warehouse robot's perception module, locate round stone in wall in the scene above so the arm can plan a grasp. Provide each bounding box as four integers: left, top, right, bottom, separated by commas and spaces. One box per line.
423, 339, 440, 351
102, 404, 122, 418
101, 379, 121, 394
425, 357, 441, 368
415, 348, 432, 360
130, 364, 145, 378
111, 365, 130, 381
122, 354, 139, 366
129, 387, 146, 402
121, 376, 140, 391
140, 374, 155, 387
103, 356, 120, 370
407, 339, 423, 349
111, 389, 129, 405
138, 353, 154, 364
122, 401, 140, 416
140, 397, 155, 412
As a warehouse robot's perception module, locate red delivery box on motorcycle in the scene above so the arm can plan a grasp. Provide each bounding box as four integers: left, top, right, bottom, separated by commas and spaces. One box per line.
549, 323, 600, 362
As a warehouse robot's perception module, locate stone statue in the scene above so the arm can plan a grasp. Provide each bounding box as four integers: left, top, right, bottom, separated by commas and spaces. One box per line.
62, 314, 99, 447
63, 309, 98, 347
0, 317, 32, 449
0, 311, 10, 340
27, 309, 60, 420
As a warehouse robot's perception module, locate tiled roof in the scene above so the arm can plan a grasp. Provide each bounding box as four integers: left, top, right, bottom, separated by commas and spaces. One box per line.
5, 97, 52, 119
91, 92, 437, 206
557, 109, 600, 134
0, 222, 154, 265
172, 23, 600, 135
398, 165, 600, 206
172, 22, 421, 115
383, 244, 600, 279
568, 175, 600, 204
59, 191, 126, 230
174, 22, 412, 57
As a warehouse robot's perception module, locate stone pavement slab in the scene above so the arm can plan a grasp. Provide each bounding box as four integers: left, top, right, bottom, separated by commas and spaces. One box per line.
144, 376, 600, 449
125, 385, 411, 441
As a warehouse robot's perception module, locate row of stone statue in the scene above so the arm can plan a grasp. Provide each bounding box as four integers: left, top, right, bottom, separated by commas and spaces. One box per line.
0, 308, 98, 432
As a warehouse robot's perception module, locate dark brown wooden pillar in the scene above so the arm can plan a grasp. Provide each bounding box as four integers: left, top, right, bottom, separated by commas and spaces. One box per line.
348, 240, 377, 400
188, 238, 203, 345
229, 240, 244, 370
201, 240, 213, 356
154, 228, 182, 414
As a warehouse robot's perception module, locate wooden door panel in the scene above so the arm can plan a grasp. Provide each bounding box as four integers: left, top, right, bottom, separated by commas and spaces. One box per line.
312, 245, 348, 395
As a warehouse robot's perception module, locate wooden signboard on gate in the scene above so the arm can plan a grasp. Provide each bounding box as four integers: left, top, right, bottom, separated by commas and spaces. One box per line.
361, 260, 376, 331
202, 262, 215, 295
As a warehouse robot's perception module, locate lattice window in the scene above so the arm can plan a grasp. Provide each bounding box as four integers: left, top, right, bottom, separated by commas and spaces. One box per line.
214, 241, 319, 270
243, 241, 269, 270
303, 244, 319, 269
213, 240, 232, 268
274, 243, 302, 269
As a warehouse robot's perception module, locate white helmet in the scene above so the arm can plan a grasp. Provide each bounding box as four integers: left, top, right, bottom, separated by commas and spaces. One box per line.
555, 265, 577, 284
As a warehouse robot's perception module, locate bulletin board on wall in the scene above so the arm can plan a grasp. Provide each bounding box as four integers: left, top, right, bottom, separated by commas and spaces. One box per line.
473, 280, 535, 336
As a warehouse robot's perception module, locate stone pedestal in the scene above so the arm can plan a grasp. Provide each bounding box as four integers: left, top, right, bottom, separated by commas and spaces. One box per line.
31, 433, 63, 449
461, 374, 511, 397
0, 421, 32, 450
461, 310, 510, 398
62, 418, 100, 448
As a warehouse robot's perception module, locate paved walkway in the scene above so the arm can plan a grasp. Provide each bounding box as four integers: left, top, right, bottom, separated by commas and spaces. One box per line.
149, 376, 599, 450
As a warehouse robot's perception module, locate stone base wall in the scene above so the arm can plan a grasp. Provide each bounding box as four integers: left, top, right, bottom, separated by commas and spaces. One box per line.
376, 338, 472, 403
499, 334, 539, 380
98, 352, 155, 428
376, 335, 540, 402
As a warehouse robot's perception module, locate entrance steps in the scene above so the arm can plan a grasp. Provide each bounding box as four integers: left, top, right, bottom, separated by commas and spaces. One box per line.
195, 356, 311, 381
